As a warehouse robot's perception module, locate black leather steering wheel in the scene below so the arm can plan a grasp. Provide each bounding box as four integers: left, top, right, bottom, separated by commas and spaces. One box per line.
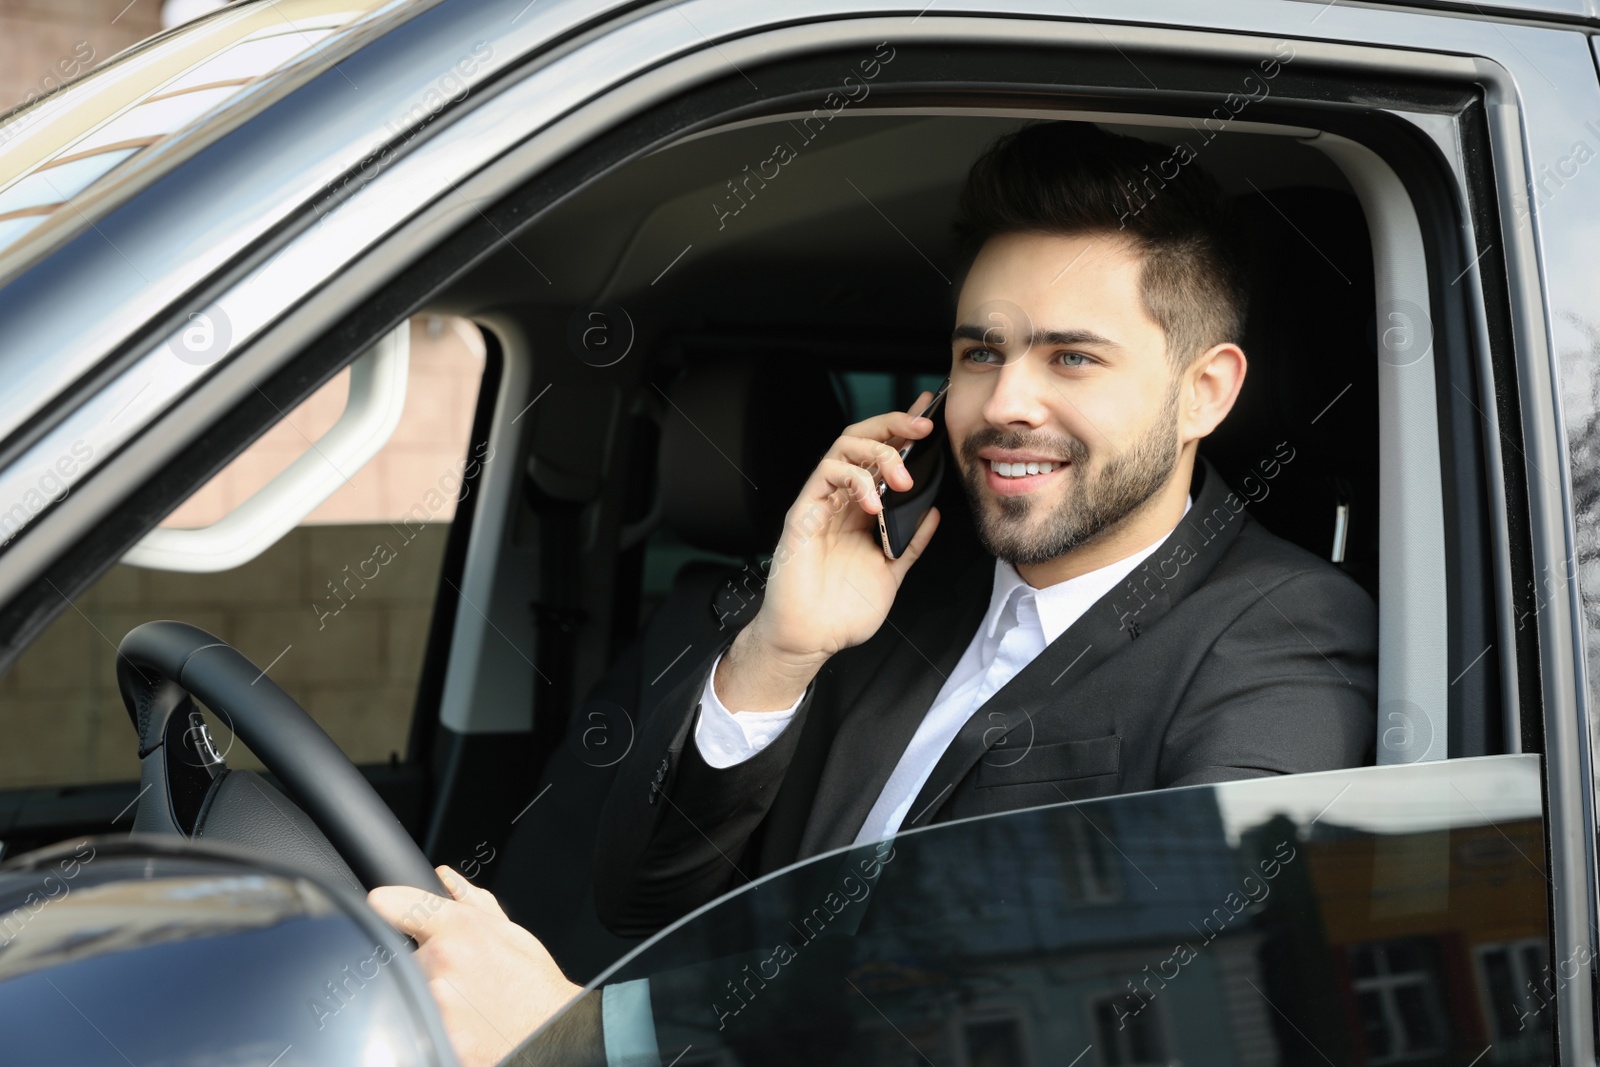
116, 620, 446, 896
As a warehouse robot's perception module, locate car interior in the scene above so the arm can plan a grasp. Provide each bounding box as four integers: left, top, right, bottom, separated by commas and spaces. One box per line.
421, 111, 1478, 979
0, 102, 1513, 985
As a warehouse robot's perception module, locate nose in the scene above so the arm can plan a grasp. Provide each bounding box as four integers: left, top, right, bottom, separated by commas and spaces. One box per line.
980, 354, 1052, 430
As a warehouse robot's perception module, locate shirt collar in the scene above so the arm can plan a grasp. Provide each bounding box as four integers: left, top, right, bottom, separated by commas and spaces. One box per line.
982, 494, 1193, 646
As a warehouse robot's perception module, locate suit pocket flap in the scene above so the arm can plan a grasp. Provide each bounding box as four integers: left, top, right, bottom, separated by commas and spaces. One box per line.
975, 735, 1121, 788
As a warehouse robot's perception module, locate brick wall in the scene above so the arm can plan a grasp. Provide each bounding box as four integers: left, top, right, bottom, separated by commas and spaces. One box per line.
0, 522, 448, 787
164, 318, 486, 528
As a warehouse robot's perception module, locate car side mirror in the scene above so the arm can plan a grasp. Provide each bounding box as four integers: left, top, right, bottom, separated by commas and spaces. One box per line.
0, 834, 457, 1066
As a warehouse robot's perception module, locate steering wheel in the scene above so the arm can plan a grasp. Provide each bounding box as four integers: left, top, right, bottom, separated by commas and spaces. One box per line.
116, 620, 446, 897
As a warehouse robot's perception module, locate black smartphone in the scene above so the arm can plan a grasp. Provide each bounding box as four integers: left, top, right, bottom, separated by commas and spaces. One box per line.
875, 378, 949, 560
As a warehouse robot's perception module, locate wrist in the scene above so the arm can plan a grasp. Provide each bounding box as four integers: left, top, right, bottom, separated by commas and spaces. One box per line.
736, 618, 829, 677
715, 623, 824, 713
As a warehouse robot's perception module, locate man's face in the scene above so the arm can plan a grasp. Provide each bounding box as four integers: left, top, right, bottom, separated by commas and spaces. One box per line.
946, 231, 1184, 566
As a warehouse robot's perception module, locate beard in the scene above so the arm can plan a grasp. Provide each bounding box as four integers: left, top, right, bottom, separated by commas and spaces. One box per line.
957, 382, 1181, 566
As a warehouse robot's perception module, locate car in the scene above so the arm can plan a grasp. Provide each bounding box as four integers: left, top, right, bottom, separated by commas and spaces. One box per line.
0, 0, 1596, 1063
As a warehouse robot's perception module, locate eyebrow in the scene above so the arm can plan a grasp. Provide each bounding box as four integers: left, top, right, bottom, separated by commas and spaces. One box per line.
950, 323, 1123, 350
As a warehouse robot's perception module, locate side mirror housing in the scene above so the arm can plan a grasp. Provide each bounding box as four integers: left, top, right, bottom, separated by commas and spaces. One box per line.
0, 834, 457, 1066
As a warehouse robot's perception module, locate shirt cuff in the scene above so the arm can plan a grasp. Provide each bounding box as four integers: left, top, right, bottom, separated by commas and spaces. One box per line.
692, 649, 803, 768
601, 979, 661, 1067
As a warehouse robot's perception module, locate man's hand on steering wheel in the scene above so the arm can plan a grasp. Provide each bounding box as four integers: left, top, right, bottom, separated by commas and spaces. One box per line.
368, 866, 584, 1067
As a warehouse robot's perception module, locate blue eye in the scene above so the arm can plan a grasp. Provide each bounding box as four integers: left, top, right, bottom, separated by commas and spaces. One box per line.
962, 347, 1001, 364
1058, 351, 1091, 367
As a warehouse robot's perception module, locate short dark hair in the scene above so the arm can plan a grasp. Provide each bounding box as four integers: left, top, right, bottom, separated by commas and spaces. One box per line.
952, 121, 1249, 367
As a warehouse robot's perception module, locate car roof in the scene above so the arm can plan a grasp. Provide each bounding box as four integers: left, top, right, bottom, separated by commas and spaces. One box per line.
0, 0, 1588, 293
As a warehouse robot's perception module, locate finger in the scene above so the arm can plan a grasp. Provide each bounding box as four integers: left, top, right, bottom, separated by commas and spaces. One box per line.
888, 505, 940, 580
804, 458, 883, 515
840, 406, 937, 446
369, 885, 458, 942
442, 867, 508, 919
782, 486, 854, 554
437, 866, 470, 901
887, 392, 940, 452
831, 436, 912, 492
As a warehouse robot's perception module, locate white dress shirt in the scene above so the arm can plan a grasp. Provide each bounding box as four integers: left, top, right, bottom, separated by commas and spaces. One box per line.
692, 496, 1192, 846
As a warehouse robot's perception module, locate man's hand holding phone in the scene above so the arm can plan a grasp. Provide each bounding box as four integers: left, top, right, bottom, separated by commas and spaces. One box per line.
712, 388, 945, 713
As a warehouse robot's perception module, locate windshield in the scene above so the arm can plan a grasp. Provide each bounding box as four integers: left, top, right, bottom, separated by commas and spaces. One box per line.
0, 0, 395, 269
518, 755, 1547, 1065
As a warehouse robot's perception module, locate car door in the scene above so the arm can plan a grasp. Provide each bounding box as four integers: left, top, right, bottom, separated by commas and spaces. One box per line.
513, 755, 1551, 1066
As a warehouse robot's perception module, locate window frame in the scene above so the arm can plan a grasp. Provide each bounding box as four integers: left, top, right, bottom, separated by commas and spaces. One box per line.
1474, 936, 1556, 1049
950, 1003, 1038, 1067
1087, 991, 1169, 1067
1348, 938, 1451, 1064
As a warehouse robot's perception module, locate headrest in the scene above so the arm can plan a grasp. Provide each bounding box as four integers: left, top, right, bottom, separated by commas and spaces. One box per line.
658, 356, 847, 557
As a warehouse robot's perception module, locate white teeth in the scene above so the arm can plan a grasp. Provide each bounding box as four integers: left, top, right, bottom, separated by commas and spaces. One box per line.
989, 460, 1061, 478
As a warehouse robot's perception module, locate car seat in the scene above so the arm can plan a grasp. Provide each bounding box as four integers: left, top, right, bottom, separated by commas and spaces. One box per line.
1203, 187, 1379, 598
493, 354, 875, 979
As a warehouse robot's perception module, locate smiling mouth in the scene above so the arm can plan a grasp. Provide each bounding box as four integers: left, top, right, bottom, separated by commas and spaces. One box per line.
988, 459, 1064, 478
983, 459, 1069, 495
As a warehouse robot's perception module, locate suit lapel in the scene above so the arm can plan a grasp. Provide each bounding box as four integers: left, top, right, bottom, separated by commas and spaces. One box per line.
797, 554, 993, 855
901, 458, 1247, 829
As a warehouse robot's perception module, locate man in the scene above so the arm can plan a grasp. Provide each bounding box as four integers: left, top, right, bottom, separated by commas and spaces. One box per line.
369, 120, 1377, 1063
588, 119, 1376, 936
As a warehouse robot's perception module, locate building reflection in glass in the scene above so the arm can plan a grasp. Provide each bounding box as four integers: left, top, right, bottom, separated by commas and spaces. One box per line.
567, 755, 1550, 1067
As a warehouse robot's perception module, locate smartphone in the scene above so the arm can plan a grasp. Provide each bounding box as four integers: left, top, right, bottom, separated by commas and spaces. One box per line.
875, 378, 949, 560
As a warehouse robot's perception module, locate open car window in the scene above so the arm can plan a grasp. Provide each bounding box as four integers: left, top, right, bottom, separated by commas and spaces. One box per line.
499, 88, 1512, 986
519, 755, 1547, 1066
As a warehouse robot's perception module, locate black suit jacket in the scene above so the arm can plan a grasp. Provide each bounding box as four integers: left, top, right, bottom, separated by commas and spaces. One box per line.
594, 459, 1377, 936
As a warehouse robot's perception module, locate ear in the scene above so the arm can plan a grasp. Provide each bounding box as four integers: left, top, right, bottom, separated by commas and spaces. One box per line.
1179, 342, 1247, 444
